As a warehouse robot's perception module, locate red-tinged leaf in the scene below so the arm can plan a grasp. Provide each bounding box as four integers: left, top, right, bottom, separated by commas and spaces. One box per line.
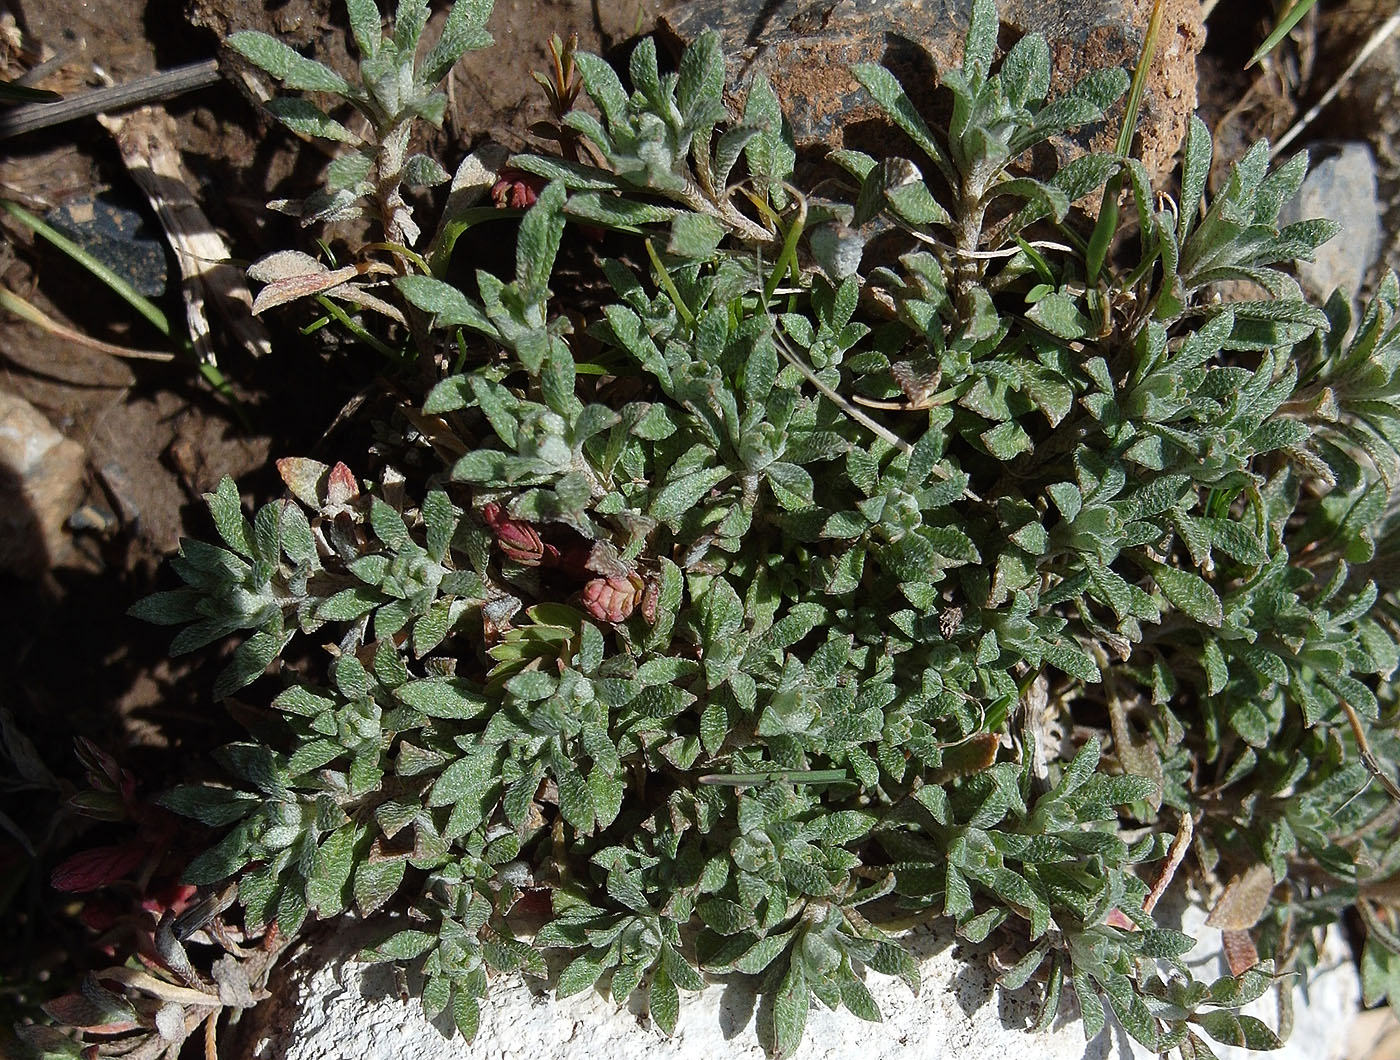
42, 990, 139, 1033
277, 457, 331, 509
327, 462, 359, 508
79, 898, 127, 933
51, 843, 151, 892
251, 263, 362, 314
1221, 930, 1260, 977
1105, 908, 1137, 930
75, 738, 137, 806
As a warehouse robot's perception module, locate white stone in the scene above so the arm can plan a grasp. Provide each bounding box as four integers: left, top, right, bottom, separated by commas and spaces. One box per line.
1279, 141, 1382, 301
0, 390, 85, 573
248, 905, 1358, 1060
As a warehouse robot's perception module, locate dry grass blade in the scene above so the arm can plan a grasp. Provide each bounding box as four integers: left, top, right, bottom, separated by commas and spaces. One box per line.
1272, 11, 1400, 157
0, 286, 174, 361
1143, 812, 1193, 915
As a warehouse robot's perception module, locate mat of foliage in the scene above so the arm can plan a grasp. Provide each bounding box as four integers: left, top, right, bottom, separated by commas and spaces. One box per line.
28, 1, 1400, 1058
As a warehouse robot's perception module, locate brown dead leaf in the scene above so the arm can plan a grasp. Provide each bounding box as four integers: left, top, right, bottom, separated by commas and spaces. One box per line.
1208, 862, 1275, 931
931, 732, 1001, 783
1221, 929, 1261, 976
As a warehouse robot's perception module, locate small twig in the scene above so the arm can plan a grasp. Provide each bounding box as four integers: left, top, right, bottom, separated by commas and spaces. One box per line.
1338, 698, 1400, 803
900, 222, 1073, 260
1272, 12, 1400, 157
771, 326, 981, 501
771, 325, 911, 455
0, 59, 221, 139
698, 769, 851, 787
1143, 812, 1193, 915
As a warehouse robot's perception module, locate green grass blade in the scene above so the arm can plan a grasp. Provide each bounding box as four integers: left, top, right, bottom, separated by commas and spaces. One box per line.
1087, 0, 1164, 283
1, 199, 173, 338
1248, 0, 1319, 69
314, 294, 401, 360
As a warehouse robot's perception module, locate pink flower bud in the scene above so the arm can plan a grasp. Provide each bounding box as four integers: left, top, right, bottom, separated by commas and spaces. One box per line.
581, 572, 645, 623
482, 503, 547, 566
491, 168, 545, 210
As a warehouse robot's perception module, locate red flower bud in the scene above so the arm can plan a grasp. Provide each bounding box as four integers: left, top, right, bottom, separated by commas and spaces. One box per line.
581, 572, 645, 623
141, 881, 199, 918
51, 842, 151, 892
482, 502, 548, 566
491, 168, 545, 210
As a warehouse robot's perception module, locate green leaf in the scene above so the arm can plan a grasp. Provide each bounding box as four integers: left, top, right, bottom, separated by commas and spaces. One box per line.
266, 98, 357, 142
771, 959, 809, 1058
396, 275, 494, 334
421, 0, 493, 85
1152, 565, 1223, 627
128, 589, 202, 626
962, 0, 997, 81
1178, 115, 1213, 242
214, 630, 291, 698
229, 32, 353, 94
404, 154, 451, 187
516, 181, 567, 299
159, 785, 259, 826
452, 990, 481, 1042
650, 963, 680, 1035
675, 29, 724, 125
744, 77, 796, 201
395, 678, 488, 719
353, 858, 406, 917
1001, 31, 1051, 106
184, 822, 254, 885
307, 824, 358, 915
365, 929, 438, 961
650, 465, 730, 522
1026, 291, 1090, 340
557, 950, 610, 997
850, 63, 953, 184
345, 0, 382, 59
205, 476, 254, 557
667, 213, 725, 259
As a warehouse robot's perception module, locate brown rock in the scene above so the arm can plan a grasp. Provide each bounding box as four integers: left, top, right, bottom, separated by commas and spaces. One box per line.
662, 0, 1203, 180
0, 391, 86, 575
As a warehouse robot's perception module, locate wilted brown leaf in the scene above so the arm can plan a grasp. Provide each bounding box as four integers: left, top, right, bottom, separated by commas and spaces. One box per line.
1208, 862, 1275, 931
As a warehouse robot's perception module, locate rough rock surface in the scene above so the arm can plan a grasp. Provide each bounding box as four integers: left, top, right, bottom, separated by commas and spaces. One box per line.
249, 902, 1357, 1060
0, 390, 85, 575
1279, 141, 1382, 300
661, 0, 1204, 179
